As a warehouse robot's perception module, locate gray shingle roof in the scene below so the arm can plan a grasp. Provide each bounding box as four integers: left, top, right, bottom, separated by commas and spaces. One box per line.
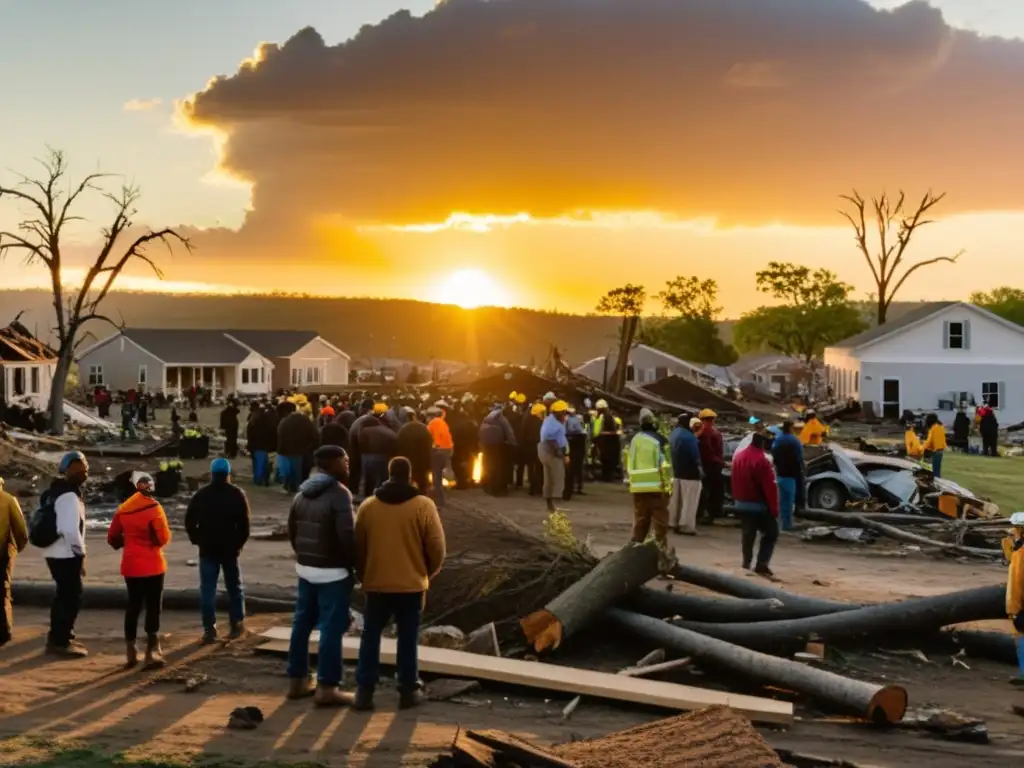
830, 301, 957, 349
121, 329, 251, 364
224, 330, 319, 358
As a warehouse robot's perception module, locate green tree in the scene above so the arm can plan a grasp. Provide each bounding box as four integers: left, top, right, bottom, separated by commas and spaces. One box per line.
971, 287, 1024, 326
0, 150, 191, 434
733, 262, 866, 371
596, 284, 646, 394
838, 189, 961, 325
646, 276, 737, 365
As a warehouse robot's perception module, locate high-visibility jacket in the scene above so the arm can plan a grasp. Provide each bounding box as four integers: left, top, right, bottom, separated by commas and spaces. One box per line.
799, 418, 828, 446
904, 429, 923, 458
1006, 536, 1024, 620
626, 432, 671, 494
592, 413, 623, 438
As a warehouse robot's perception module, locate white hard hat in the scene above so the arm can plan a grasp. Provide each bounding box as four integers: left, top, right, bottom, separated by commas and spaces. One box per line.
1010, 512, 1024, 527
583, 398, 592, 409
595, 399, 608, 409
544, 391, 556, 401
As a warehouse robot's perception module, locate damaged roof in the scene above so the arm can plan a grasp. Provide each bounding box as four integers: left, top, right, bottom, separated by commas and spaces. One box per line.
0, 322, 58, 363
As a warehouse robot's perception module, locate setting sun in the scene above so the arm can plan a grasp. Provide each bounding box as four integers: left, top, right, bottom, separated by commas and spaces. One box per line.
434, 268, 510, 309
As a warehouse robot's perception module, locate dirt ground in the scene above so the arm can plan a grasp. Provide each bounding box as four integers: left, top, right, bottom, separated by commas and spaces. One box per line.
3, 482, 1024, 767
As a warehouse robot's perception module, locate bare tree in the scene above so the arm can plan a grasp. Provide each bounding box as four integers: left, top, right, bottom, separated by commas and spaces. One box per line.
0, 149, 191, 434
596, 284, 646, 395
838, 190, 962, 325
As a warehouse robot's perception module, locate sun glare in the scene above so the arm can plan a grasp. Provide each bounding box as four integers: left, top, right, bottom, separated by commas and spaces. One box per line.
434, 268, 508, 309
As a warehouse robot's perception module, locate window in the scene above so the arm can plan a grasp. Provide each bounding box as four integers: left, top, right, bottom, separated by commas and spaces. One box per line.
250, 367, 259, 384
259, 367, 265, 383
626, 364, 635, 382
306, 366, 321, 384
291, 367, 302, 386
241, 368, 250, 385
945, 320, 970, 350
138, 365, 147, 385
12, 367, 25, 396
982, 382, 1002, 409
88, 364, 104, 386
30, 367, 40, 394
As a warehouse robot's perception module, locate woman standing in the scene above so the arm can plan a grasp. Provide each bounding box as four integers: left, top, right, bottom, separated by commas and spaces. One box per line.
107, 472, 171, 669
922, 413, 947, 478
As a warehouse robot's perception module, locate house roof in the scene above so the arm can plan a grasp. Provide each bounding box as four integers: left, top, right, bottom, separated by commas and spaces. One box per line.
223, 330, 320, 358
0, 322, 58, 363
830, 301, 958, 349
575, 344, 710, 376
120, 329, 252, 364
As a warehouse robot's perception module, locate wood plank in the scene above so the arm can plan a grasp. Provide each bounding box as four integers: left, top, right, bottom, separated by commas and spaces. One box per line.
257, 627, 792, 723
465, 729, 580, 768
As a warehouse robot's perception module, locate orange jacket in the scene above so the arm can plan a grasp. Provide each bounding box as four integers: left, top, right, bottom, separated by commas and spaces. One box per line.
107, 492, 171, 578
427, 417, 454, 450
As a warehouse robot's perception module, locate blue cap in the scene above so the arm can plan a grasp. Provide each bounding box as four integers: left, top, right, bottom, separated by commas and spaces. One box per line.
210, 457, 231, 475
59, 451, 87, 473
748, 416, 761, 425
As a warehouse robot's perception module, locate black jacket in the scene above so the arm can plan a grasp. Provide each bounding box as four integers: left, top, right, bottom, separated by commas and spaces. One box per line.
359, 418, 398, 457
184, 479, 251, 561
277, 412, 320, 457
449, 411, 478, 455
396, 421, 433, 473
220, 405, 240, 431
287, 472, 355, 570
320, 421, 349, 450
246, 410, 279, 453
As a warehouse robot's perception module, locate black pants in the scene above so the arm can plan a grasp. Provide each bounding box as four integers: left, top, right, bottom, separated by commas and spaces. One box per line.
224, 427, 238, 458
982, 433, 998, 457
567, 435, 586, 494
597, 435, 620, 482
0, 551, 12, 647
452, 450, 472, 488
125, 574, 165, 642
739, 510, 779, 570
482, 444, 505, 495
699, 468, 725, 520
46, 556, 84, 647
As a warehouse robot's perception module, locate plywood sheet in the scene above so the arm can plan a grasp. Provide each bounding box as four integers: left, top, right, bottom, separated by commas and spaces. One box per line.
258, 627, 791, 723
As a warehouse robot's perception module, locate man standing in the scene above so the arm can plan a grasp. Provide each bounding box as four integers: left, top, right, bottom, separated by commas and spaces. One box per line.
626, 409, 671, 547
277, 405, 320, 493
731, 432, 780, 578
354, 458, 446, 711
220, 398, 241, 459
396, 411, 433, 493
185, 458, 251, 644
668, 415, 703, 536
563, 406, 587, 501
286, 446, 357, 706
593, 400, 623, 482
0, 476, 28, 647
771, 421, 804, 532
697, 408, 725, 522
40, 451, 90, 657
539, 401, 570, 512
359, 403, 398, 497
427, 402, 454, 507
246, 404, 278, 487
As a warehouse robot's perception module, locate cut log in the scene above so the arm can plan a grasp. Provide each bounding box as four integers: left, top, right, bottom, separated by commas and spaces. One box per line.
521, 540, 663, 652
465, 730, 580, 768
628, 586, 835, 623
669, 584, 1006, 654
670, 563, 862, 614
796, 508, 1002, 558
951, 629, 1020, 666
608, 609, 908, 724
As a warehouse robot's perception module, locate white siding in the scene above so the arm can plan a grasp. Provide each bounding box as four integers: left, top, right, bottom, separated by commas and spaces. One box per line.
289, 337, 349, 386
2, 362, 55, 405
234, 351, 273, 396
77, 336, 165, 393
574, 345, 714, 387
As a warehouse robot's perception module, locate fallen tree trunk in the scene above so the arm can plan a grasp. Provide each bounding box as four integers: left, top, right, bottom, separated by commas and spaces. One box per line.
951, 629, 1020, 666
796, 508, 1002, 558
670, 563, 863, 614
608, 609, 907, 724
627, 586, 844, 623
12, 583, 295, 613
670, 584, 1006, 654
521, 540, 663, 652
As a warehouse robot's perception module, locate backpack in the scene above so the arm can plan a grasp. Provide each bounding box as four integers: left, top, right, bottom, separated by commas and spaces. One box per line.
28, 492, 60, 548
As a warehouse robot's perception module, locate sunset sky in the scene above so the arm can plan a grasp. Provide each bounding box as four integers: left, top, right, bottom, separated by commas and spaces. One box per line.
2, 0, 1024, 316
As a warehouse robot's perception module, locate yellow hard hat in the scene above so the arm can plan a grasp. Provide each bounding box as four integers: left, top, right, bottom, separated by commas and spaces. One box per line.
530, 403, 547, 417
550, 400, 569, 413
509, 391, 518, 400
372, 402, 389, 414
595, 399, 609, 409
516, 393, 527, 404
699, 408, 718, 419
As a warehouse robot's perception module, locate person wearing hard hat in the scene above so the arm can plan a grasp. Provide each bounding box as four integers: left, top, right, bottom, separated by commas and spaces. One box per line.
539, 401, 571, 512
1005, 512, 1024, 685
107, 472, 171, 669
517, 403, 546, 496
359, 403, 399, 497
668, 415, 703, 536
592, 399, 623, 483
428, 401, 455, 506
542, 392, 557, 412
799, 409, 829, 447
0, 476, 28, 648
697, 409, 725, 523
627, 409, 672, 547
563, 406, 587, 501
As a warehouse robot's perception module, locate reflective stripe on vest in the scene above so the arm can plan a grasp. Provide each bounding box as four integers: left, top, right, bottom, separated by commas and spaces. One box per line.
628, 432, 668, 493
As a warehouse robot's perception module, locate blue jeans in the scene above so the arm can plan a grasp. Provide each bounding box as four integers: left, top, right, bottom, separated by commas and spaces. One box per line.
931, 449, 944, 478
199, 557, 245, 631
251, 450, 270, 486
356, 592, 423, 692
777, 477, 797, 532
362, 455, 389, 498
1017, 635, 1024, 677
287, 577, 353, 686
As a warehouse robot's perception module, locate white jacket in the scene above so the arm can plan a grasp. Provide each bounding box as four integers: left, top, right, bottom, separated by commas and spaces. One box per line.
41, 491, 87, 559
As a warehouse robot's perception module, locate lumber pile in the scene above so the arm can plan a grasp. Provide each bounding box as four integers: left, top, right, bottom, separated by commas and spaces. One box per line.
429, 707, 783, 768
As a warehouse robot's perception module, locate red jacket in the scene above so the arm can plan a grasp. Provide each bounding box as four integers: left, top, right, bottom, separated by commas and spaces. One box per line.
730, 446, 779, 518
698, 425, 725, 470
107, 492, 172, 578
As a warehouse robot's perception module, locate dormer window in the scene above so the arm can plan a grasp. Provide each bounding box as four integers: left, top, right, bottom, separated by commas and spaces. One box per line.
943, 319, 970, 350
948, 322, 964, 348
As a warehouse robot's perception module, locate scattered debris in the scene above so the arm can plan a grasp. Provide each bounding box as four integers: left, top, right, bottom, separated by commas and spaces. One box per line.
427, 678, 482, 702
226, 705, 264, 730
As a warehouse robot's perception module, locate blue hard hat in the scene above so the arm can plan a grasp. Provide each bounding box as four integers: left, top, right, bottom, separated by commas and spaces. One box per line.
58, 451, 87, 473
210, 457, 231, 475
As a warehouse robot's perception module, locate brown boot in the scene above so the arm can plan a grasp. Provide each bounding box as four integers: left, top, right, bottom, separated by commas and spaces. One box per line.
143, 634, 166, 670
313, 684, 355, 707
227, 621, 246, 640
287, 677, 316, 700
125, 641, 139, 669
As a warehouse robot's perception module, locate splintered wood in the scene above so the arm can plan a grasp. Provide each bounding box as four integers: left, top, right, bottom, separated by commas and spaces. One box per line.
554, 706, 784, 768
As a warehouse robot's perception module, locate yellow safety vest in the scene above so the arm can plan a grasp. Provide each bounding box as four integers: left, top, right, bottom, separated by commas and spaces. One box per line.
627, 432, 670, 494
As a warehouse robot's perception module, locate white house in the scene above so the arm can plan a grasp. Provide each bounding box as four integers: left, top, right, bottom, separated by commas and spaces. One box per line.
0, 322, 58, 407
76, 328, 350, 397
574, 344, 718, 389
823, 301, 1024, 424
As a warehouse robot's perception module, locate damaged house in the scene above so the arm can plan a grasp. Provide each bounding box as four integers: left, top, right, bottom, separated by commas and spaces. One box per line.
0, 322, 58, 407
